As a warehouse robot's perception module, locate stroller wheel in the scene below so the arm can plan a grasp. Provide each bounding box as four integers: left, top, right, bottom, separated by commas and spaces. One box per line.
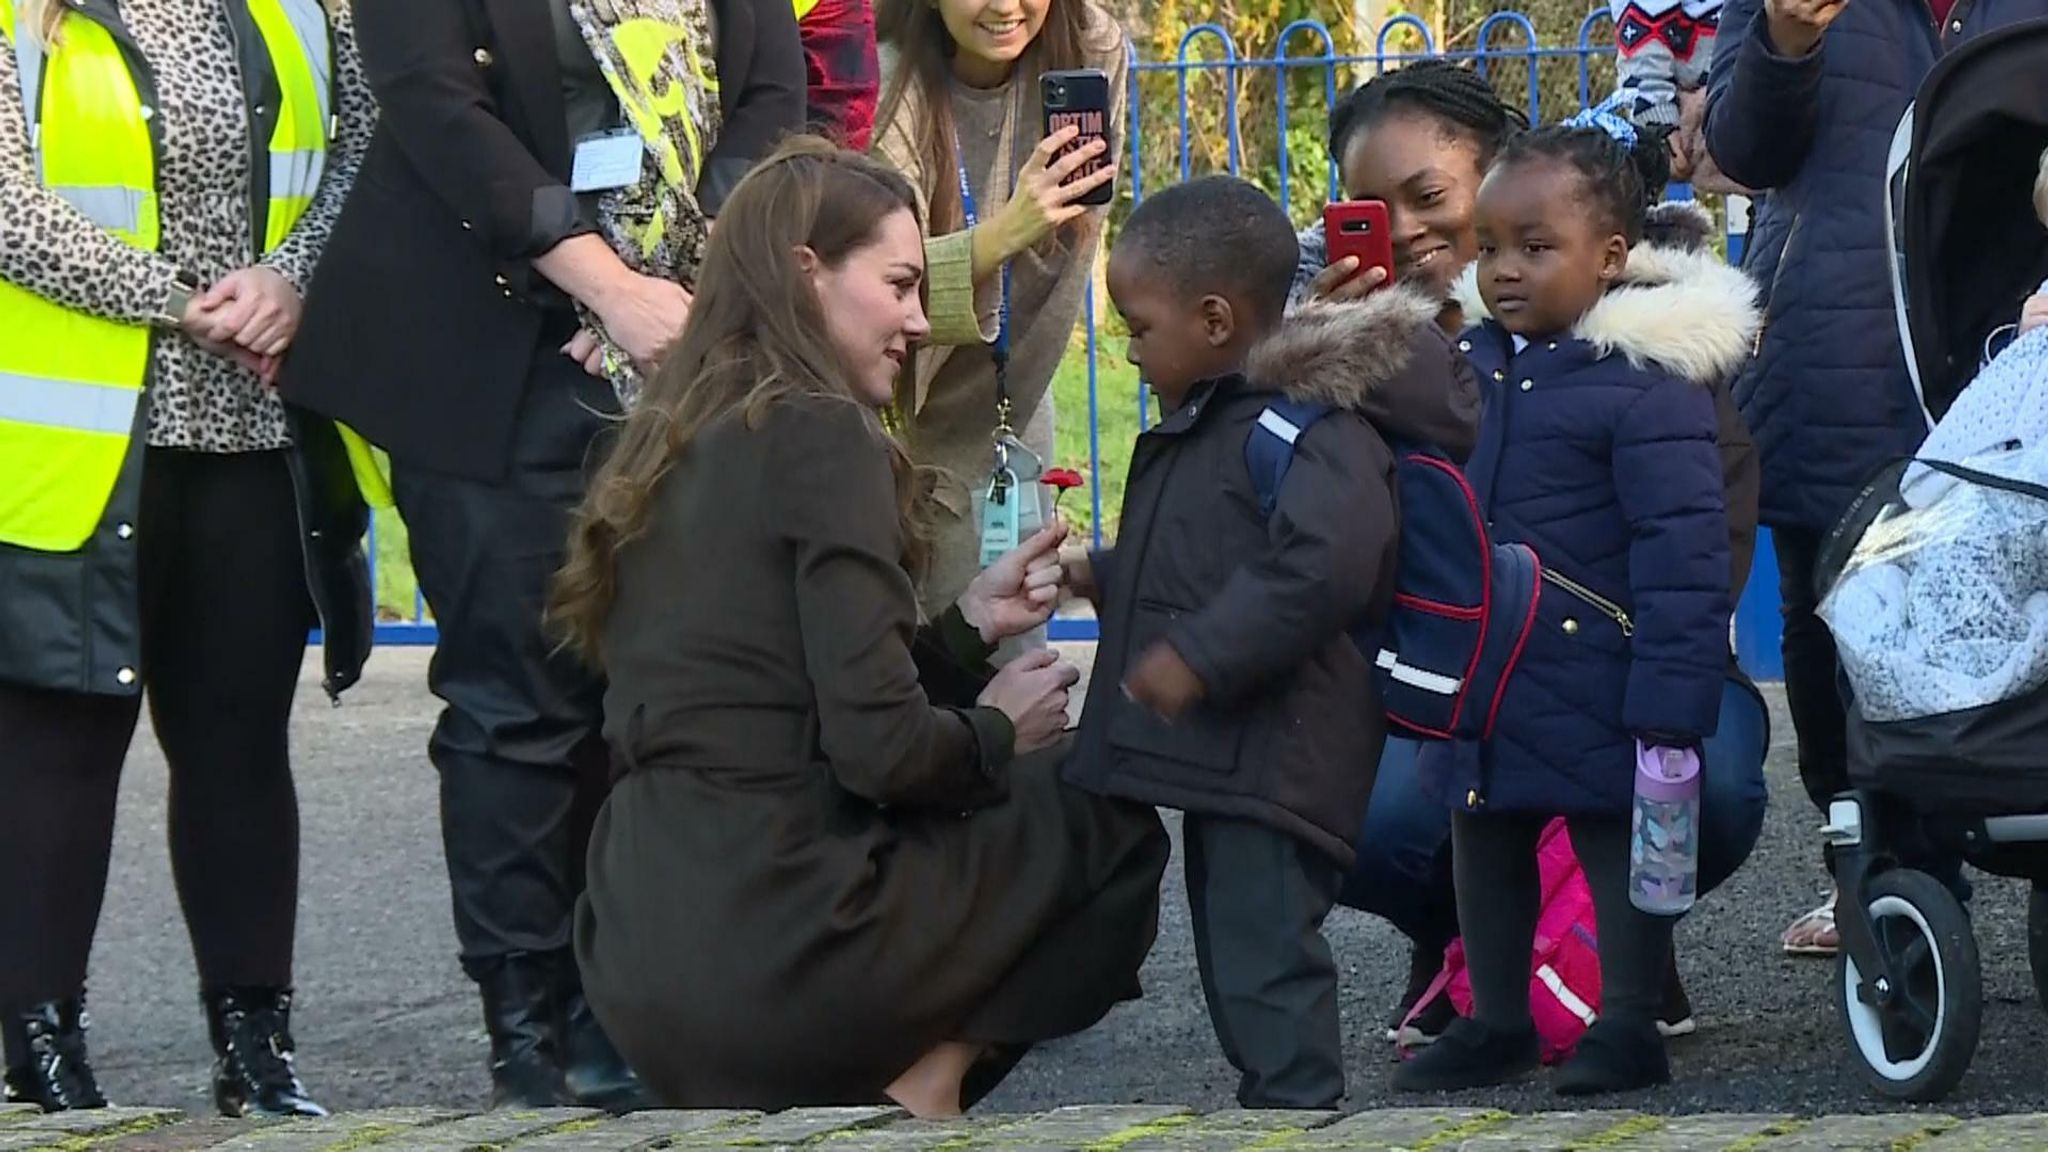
2030, 886, 2048, 1017
1836, 869, 1981, 1102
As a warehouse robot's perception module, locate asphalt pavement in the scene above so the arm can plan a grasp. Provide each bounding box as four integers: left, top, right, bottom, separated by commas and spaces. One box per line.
79, 647, 2047, 1118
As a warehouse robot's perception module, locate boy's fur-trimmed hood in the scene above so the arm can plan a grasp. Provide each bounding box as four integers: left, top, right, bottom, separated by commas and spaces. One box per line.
1245, 284, 1483, 459
1451, 215, 1763, 387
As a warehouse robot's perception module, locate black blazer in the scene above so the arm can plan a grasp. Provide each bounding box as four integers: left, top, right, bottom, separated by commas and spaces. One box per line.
282, 0, 804, 482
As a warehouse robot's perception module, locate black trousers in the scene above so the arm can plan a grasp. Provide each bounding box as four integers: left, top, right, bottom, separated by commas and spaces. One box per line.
1184, 815, 1345, 1110
1451, 812, 1671, 1031
1775, 527, 1850, 813
392, 342, 618, 965
0, 449, 311, 1013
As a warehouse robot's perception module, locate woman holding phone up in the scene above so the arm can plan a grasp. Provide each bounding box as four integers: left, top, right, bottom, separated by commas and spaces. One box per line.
870, 0, 1127, 631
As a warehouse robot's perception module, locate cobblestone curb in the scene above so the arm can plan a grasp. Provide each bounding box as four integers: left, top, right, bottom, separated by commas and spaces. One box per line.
0, 1104, 2025, 1151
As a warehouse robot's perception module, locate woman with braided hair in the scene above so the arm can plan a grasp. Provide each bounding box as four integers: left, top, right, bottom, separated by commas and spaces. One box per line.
1291, 59, 1527, 320
1290, 62, 1769, 1054
280, 0, 803, 1112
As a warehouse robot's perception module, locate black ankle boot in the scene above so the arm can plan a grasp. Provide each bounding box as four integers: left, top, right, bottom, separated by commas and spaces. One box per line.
204, 987, 327, 1119
1553, 1019, 1671, 1096
471, 954, 574, 1109
557, 971, 652, 1114
1390, 1017, 1540, 1093
2, 995, 109, 1112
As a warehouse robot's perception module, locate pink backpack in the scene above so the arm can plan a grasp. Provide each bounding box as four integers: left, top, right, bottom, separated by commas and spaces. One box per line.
1399, 818, 1603, 1064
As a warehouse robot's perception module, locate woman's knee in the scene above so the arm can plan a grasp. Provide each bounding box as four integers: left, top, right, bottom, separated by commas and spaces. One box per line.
1337, 740, 1451, 932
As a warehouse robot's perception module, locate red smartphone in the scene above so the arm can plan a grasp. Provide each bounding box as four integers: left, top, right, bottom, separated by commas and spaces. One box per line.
1322, 200, 1395, 290
1040, 68, 1114, 207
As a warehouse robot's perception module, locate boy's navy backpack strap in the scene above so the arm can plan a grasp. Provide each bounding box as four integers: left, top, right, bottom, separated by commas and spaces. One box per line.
1246, 399, 1335, 518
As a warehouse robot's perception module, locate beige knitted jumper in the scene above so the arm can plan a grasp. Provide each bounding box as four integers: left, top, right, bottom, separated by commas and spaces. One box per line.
871, 7, 1128, 619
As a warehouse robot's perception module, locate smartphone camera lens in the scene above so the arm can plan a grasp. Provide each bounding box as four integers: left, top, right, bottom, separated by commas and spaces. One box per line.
1048, 81, 1067, 106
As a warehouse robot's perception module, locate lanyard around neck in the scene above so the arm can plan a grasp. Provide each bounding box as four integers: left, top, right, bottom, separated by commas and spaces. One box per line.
951, 127, 1014, 431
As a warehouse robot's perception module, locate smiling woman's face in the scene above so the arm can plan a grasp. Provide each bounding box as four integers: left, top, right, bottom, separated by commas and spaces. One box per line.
939, 0, 1053, 84
1340, 110, 1489, 301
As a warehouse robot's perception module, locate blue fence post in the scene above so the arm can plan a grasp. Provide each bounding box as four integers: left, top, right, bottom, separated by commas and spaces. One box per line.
1272, 18, 1338, 213
1718, 193, 1780, 680
1374, 16, 1438, 70
1576, 9, 1612, 110
1473, 12, 1542, 121
1175, 23, 1242, 182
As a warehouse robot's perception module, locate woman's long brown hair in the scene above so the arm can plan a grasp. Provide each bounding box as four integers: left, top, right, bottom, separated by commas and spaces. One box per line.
549, 138, 933, 664
873, 0, 1105, 237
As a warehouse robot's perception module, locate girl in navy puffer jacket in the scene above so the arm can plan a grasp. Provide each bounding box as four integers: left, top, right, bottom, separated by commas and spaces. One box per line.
1398, 122, 1759, 1098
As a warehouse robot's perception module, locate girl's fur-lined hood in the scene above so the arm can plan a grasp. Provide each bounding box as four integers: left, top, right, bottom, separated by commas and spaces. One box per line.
1245, 284, 1483, 460
1450, 203, 1763, 387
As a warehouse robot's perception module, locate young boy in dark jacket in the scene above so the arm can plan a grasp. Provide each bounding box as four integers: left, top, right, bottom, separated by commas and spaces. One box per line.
1062, 176, 1481, 1109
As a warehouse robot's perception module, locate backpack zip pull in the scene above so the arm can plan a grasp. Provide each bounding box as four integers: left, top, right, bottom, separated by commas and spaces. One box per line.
1540, 569, 1635, 637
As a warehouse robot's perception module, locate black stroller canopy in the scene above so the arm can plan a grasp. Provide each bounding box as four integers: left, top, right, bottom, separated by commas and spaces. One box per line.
1896, 16, 2048, 421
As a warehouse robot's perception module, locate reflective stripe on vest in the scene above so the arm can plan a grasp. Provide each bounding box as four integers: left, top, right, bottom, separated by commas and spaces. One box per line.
244, 0, 330, 251
0, 0, 350, 552
240, 0, 391, 509
0, 0, 154, 552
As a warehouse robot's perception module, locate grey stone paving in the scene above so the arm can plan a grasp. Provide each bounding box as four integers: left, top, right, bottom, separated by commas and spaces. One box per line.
0, 1104, 2030, 1151
77, 649, 2048, 1122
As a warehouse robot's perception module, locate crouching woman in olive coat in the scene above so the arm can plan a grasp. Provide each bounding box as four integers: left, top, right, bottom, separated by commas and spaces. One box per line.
548, 139, 1169, 1118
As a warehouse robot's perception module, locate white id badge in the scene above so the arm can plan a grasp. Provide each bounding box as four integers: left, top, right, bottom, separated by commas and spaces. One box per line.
571, 128, 643, 193
977, 469, 1022, 568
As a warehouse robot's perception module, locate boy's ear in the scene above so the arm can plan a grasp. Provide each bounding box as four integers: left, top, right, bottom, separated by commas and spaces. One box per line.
1199, 294, 1236, 347
1598, 235, 1630, 284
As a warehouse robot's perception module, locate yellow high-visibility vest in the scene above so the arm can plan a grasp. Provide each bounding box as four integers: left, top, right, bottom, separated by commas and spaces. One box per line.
794, 0, 820, 22
0, 0, 380, 555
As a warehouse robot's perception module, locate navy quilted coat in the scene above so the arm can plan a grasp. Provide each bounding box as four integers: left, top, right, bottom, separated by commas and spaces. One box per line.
1705, 0, 2048, 530
1425, 244, 1761, 817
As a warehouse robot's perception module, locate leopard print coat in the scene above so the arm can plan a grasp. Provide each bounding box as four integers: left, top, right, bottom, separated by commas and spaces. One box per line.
0, 0, 374, 452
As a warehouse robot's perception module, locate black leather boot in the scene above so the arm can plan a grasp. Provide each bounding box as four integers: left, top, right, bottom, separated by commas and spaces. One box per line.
557, 965, 651, 1113
471, 954, 574, 1109
203, 987, 327, 1119
2, 995, 109, 1112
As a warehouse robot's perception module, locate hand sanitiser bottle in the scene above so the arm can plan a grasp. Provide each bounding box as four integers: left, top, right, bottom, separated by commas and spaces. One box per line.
1629, 742, 1701, 915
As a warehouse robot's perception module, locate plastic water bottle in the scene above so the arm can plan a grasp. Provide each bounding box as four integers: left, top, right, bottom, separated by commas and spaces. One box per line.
1629, 742, 1701, 915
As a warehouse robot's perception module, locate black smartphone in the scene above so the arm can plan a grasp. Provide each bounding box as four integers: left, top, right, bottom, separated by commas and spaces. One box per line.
1040, 68, 1115, 208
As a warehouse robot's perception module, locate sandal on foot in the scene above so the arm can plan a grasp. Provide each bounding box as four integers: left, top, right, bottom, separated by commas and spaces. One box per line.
1781, 892, 1839, 958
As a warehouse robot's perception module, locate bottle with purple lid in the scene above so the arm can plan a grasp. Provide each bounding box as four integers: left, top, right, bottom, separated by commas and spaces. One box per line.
1629, 741, 1701, 915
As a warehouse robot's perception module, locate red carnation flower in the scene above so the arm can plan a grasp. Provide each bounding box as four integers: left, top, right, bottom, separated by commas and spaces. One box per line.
1041, 468, 1086, 519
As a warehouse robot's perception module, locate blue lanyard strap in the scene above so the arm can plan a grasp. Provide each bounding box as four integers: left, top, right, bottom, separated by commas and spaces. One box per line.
953, 131, 1014, 431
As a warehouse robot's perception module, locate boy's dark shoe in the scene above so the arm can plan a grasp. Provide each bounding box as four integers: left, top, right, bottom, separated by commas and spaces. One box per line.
1554, 1019, 1672, 1096
1390, 1017, 1539, 1093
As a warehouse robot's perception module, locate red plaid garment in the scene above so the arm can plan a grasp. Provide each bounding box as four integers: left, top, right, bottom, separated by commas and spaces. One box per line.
798, 0, 880, 151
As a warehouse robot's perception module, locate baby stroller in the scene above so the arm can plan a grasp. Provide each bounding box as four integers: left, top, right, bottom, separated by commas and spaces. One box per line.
1814, 16, 2048, 1103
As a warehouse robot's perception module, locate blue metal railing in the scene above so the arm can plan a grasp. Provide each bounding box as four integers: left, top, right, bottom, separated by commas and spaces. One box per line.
356, 15, 1784, 678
